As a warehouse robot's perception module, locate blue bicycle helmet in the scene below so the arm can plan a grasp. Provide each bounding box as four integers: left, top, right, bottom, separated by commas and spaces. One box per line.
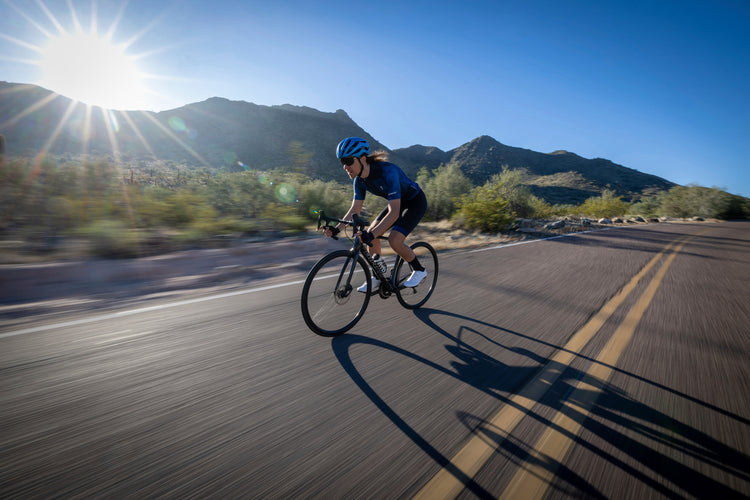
336, 137, 369, 158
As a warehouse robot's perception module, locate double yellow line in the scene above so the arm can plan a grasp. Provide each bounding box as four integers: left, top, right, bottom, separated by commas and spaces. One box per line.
415, 235, 695, 499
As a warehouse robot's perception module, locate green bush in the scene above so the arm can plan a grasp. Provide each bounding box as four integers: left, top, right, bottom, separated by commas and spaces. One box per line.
190, 216, 258, 236
577, 190, 630, 218
297, 179, 351, 219
417, 163, 472, 221
78, 219, 141, 258
525, 194, 556, 218
455, 180, 514, 232
721, 194, 750, 219
659, 184, 740, 219
489, 168, 536, 218
628, 196, 661, 218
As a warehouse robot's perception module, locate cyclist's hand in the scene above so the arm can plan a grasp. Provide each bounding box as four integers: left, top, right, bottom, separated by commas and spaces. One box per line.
323, 226, 340, 238
358, 231, 375, 247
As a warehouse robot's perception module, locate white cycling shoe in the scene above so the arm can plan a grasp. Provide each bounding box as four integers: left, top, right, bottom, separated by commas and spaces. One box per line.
357, 277, 380, 293
403, 270, 427, 287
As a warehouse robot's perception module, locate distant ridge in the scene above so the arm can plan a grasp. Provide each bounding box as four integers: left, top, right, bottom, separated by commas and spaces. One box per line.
0, 81, 675, 203
392, 135, 675, 203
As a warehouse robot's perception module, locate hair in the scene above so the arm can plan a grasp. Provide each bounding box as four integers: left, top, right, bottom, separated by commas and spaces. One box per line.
366, 150, 389, 163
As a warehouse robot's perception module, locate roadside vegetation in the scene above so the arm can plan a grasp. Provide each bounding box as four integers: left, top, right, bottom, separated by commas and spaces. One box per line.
1, 154, 748, 259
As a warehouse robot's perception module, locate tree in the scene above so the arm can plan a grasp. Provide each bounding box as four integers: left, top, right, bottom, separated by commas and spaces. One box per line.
416, 163, 472, 221
486, 167, 554, 219
659, 184, 734, 219
578, 190, 630, 218
629, 196, 661, 217
455, 178, 514, 232
297, 179, 351, 219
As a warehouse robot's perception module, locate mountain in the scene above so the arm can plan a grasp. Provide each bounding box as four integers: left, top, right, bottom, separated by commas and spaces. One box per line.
392, 136, 675, 204
0, 81, 675, 203
0, 82, 387, 181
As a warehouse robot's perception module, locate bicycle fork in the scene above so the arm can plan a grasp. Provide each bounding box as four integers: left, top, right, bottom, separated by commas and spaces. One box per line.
334, 250, 362, 299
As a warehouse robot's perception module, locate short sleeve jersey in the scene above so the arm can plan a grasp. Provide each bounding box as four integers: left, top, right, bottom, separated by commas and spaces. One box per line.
353, 162, 421, 202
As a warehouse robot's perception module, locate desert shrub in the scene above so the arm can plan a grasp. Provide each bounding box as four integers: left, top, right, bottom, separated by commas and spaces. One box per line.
279, 214, 309, 233
721, 194, 750, 219
297, 179, 351, 219
261, 204, 308, 233
577, 190, 630, 218
489, 168, 537, 218
525, 194, 555, 218
628, 196, 661, 218
200, 171, 277, 218
78, 219, 141, 258
417, 163, 472, 221
190, 216, 258, 236
454, 179, 514, 232
165, 190, 216, 226
659, 184, 738, 219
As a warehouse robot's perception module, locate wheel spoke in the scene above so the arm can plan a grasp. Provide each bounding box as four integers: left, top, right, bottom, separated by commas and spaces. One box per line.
395, 242, 438, 309
301, 251, 371, 336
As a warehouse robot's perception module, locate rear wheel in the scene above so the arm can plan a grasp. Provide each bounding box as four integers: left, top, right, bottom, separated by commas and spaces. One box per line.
301, 250, 371, 336
395, 241, 438, 309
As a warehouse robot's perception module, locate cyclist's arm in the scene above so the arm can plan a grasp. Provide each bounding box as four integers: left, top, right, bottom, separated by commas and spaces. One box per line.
339, 200, 364, 231
369, 199, 400, 237
366, 167, 402, 237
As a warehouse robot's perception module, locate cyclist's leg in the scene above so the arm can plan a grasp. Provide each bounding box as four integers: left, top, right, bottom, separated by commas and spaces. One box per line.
356, 207, 390, 292
387, 230, 414, 261
370, 234, 382, 257
388, 192, 428, 287
387, 191, 427, 262
368, 206, 389, 257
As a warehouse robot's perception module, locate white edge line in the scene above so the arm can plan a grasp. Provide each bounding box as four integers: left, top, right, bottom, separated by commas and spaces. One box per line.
0, 279, 307, 339
1, 227, 617, 339
468, 227, 607, 253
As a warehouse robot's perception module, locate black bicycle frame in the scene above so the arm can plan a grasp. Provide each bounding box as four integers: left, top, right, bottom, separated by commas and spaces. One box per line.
317, 210, 400, 296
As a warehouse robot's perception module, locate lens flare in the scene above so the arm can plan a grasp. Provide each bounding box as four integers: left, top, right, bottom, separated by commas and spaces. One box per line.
169, 116, 187, 132
108, 110, 120, 133
275, 183, 296, 204
223, 151, 238, 165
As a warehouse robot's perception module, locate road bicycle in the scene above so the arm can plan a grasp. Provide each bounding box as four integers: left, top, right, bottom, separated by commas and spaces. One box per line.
301, 211, 439, 336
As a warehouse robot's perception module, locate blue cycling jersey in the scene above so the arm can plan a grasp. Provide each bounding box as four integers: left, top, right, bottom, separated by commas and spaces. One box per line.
353, 162, 421, 202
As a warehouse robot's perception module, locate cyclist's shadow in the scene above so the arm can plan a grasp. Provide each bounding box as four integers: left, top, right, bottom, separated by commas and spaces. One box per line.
330, 307, 750, 498
330, 329, 505, 498
330, 310, 570, 498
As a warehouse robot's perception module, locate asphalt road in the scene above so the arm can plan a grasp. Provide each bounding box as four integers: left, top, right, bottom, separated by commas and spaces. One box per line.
1, 221, 749, 499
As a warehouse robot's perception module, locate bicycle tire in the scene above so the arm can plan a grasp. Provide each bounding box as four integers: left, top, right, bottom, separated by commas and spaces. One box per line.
394, 241, 438, 309
301, 250, 372, 336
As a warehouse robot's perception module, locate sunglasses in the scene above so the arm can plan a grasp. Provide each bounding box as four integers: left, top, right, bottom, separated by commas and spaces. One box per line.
340, 157, 357, 167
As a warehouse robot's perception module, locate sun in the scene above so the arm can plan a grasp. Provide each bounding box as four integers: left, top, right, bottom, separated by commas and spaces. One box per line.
38, 31, 147, 110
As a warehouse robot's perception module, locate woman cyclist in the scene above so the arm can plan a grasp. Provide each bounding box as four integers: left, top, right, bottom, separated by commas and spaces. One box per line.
324, 137, 428, 292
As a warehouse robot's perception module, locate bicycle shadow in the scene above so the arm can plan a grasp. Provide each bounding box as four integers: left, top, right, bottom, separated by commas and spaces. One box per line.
330, 307, 750, 497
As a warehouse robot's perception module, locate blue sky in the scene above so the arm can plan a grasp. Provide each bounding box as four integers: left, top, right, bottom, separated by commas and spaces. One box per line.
1, 0, 749, 197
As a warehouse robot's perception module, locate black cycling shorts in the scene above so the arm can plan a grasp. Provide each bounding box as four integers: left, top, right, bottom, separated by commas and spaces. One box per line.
374, 190, 427, 237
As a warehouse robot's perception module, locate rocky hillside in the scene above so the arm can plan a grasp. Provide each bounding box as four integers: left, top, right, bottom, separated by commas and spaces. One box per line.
393, 136, 674, 203
0, 81, 675, 203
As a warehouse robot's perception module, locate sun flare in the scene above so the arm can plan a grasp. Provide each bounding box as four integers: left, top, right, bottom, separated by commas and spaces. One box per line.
38, 31, 147, 110
1, 0, 204, 163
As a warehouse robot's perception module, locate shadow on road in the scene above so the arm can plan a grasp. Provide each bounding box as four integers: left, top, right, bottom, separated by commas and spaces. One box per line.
550, 222, 750, 266
331, 307, 750, 497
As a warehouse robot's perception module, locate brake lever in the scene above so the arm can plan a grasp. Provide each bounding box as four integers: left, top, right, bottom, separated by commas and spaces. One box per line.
352, 213, 370, 231
316, 210, 326, 230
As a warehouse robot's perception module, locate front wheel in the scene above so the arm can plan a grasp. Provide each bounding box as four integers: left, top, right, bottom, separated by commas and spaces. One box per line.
301, 250, 371, 336
394, 241, 438, 309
